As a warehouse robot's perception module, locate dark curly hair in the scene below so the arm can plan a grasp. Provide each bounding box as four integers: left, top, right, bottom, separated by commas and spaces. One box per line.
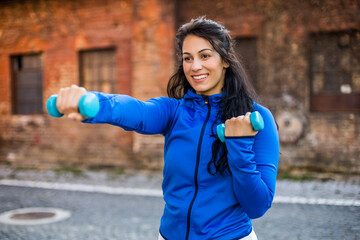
167, 17, 257, 175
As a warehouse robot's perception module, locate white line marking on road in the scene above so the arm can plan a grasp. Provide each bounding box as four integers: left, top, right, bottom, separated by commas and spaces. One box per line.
1, 179, 359, 207
0, 179, 163, 197
273, 196, 360, 207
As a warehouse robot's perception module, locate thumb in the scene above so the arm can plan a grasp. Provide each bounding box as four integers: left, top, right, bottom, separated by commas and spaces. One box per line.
67, 112, 86, 121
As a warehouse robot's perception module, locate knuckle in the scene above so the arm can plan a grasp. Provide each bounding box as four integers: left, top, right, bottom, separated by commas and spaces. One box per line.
236, 116, 244, 121
60, 87, 69, 94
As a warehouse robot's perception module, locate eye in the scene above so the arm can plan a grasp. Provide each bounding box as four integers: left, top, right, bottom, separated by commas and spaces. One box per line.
183, 56, 192, 62
201, 54, 211, 59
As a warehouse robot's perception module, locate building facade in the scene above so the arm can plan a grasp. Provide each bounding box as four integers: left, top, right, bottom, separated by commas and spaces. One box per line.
0, 0, 359, 174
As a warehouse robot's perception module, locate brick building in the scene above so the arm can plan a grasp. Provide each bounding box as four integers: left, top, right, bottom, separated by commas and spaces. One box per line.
0, 0, 359, 174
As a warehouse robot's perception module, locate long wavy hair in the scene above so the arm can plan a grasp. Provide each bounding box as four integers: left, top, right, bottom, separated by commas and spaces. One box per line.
167, 17, 258, 175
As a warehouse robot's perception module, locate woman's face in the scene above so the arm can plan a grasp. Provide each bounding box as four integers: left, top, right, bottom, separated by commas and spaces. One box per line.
182, 34, 229, 96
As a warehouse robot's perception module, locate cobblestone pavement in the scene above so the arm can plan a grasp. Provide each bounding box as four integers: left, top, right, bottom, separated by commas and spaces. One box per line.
0, 167, 359, 240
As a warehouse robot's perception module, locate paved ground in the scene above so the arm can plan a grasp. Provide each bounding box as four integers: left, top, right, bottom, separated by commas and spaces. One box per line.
0, 167, 359, 240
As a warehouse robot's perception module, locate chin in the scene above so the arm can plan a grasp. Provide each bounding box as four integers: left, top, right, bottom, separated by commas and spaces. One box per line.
194, 89, 207, 95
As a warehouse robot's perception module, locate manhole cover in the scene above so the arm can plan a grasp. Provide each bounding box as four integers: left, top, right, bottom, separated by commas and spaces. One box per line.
11, 212, 56, 220
0, 208, 71, 225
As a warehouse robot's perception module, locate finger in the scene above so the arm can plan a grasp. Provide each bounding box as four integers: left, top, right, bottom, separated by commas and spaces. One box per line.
225, 118, 234, 126
68, 85, 81, 113
236, 115, 245, 121
57, 87, 69, 114
244, 112, 251, 124
74, 86, 87, 106
79, 87, 86, 94
70, 85, 87, 108
64, 87, 74, 114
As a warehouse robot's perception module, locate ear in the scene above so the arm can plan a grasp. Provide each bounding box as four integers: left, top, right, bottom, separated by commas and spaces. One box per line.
223, 60, 229, 69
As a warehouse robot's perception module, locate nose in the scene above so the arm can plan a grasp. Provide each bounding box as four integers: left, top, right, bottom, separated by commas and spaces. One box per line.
191, 58, 202, 71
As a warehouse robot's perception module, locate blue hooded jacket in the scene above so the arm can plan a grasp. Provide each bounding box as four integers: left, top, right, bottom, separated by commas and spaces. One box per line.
84, 90, 280, 240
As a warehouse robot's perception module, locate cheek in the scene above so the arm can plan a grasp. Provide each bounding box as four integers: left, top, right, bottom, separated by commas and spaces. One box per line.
183, 64, 191, 77
206, 60, 220, 71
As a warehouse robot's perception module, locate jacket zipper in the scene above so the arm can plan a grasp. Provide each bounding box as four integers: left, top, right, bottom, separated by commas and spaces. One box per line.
185, 96, 211, 240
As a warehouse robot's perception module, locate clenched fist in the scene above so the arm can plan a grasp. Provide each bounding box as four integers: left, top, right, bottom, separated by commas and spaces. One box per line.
224, 112, 258, 137
56, 85, 87, 121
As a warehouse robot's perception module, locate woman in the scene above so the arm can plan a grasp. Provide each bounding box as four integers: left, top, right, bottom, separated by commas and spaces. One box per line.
56, 17, 279, 240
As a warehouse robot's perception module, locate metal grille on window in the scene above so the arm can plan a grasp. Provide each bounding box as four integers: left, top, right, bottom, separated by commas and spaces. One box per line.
309, 30, 360, 112
79, 49, 116, 93
11, 54, 43, 115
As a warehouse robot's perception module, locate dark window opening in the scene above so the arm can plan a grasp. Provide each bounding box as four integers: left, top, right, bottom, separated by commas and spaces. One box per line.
79, 48, 116, 93
11, 54, 43, 115
309, 30, 360, 112
234, 37, 258, 91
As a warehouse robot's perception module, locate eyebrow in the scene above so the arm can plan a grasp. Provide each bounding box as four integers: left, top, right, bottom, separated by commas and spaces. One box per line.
183, 48, 213, 55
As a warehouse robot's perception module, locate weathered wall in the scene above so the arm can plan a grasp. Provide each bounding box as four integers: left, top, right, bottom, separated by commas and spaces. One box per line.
177, 0, 360, 174
131, 0, 175, 169
0, 0, 359, 174
0, 0, 175, 169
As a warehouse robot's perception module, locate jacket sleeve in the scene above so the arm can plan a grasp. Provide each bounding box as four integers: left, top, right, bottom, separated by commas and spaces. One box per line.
225, 105, 279, 219
82, 92, 179, 135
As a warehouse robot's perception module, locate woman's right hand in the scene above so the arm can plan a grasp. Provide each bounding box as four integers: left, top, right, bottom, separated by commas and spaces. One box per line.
56, 85, 87, 121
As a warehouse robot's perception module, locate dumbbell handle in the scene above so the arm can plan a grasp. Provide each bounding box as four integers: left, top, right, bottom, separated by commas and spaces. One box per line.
216, 111, 264, 143
46, 93, 100, 118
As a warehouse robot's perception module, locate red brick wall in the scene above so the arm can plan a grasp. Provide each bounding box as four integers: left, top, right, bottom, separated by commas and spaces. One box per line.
131, 0, 175, 169
0, 0, 359, 174
177, 0, 360, 174
0, 0, 175, 169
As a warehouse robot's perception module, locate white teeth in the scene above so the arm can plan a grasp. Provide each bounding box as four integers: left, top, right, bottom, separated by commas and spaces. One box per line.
193, 75, 207, 80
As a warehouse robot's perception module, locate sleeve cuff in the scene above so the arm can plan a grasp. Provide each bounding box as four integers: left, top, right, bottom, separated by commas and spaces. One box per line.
226, 137, 256, 171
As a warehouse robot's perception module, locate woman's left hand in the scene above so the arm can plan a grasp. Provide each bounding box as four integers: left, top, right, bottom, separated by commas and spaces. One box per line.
224, 112, 258, 137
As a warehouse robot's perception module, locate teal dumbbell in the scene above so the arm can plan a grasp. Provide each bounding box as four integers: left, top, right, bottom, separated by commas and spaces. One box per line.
216, 111, 264, 143
47, 93, 100, 118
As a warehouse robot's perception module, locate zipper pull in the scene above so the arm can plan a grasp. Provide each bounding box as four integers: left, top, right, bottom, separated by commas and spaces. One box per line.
204, 96, 209, 105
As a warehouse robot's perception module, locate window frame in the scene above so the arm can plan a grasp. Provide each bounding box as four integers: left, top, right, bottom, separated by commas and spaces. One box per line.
234, 37, 258, 91
78, 48, 117, 93
10, 53, 44, 115
309, 30, 360, 112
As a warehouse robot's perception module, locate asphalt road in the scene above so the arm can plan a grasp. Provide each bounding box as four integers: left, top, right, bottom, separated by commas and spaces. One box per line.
0, 168, 359, 240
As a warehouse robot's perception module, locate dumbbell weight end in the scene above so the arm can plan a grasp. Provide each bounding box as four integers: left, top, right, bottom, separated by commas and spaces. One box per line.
47, 95, 63, 118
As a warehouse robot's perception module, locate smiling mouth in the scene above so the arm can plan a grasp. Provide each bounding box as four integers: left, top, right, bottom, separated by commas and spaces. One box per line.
192, 74, 208, 81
